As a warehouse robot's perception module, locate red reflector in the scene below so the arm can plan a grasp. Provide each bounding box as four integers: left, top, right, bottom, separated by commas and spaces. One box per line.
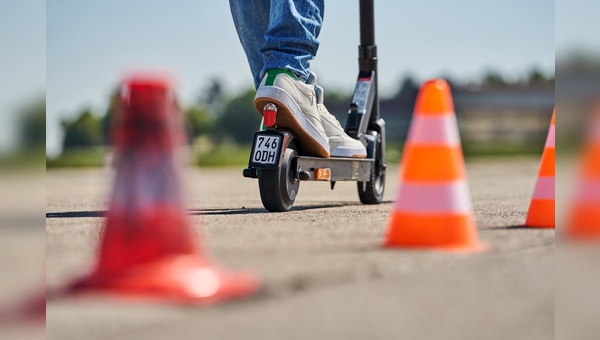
263, 109, 277, 127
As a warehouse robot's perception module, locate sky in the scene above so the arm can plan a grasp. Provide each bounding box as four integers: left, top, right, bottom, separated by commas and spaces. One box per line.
0, 0, 45, 152
19, 1, 566, 154
556, 0, 600, 56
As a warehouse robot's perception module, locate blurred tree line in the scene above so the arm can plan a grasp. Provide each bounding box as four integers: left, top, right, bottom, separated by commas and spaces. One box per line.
19, 97, 46, 151
0, 96, 45, 166
58, 67, 554, 152
59, 77, 260, 151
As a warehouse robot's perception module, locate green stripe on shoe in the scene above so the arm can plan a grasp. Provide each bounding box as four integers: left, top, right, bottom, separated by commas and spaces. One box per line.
264, 69, 298, 86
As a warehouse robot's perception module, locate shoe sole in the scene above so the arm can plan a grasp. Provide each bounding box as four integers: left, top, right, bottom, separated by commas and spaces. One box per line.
255, 86, 330, 158
330, 147, 367, 159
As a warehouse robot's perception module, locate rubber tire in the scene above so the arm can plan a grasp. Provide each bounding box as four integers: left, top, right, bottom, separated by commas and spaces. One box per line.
258, 141, 299, 212
358, 133, 385, 204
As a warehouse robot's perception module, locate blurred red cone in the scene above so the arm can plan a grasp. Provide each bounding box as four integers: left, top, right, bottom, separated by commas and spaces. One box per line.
566, 110, 600, 238
67, 75, 258, 303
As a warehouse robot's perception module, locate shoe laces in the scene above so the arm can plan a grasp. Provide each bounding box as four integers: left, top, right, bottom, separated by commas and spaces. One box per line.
314, 85, 344, 130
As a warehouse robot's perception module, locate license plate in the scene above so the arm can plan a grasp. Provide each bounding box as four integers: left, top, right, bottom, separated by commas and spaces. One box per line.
250, 134, 282, 166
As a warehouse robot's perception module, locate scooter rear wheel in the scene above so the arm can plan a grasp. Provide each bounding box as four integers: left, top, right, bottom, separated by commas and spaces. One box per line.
258, 139, 299, 212
358, 131, 385, 204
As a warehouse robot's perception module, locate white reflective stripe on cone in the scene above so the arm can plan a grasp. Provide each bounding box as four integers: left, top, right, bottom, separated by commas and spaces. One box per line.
394, 180, 472, 213
573, 180, 600, 203
532, 176, 555, 200
545, 125, 555, 148
590, 120, 600, 143
406, 115, 460, 146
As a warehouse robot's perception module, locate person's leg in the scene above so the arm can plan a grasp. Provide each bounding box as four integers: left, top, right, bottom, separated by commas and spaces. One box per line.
229, 0, 270, 88
260, 0, 324, 83
230, 0, 324, 85
230, 0, 364, 158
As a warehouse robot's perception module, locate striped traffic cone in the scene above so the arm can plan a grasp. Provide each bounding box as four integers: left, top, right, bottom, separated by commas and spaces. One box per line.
524, 110, 555, 228
566, 111, 600, 238
67, 75, 258, 303
385, 79, 484, 251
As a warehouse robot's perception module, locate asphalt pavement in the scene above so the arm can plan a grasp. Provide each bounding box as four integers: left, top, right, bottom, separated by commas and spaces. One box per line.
46, 158, 556, 340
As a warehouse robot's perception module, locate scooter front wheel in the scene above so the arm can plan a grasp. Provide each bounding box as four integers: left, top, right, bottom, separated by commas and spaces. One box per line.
358, 131, 385, 204
258, 139, 299, 212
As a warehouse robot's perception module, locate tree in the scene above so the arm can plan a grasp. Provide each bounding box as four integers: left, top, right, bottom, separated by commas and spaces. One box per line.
323, 88, 350, 107
396, 75, 419, 114
482, 70, 507, 88
186, 105, 214, 138
18, 97, 46, 150
397, 75, 419, 99
199, 78, 226, 111
526, 68, 554, 86
214, 88, 259, 144
61, 109, 103, 149
102, 88, 120, 145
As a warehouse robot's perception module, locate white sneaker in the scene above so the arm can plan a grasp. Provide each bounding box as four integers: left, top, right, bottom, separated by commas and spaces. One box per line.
254, 69, 330, 158
311, 76, 367, 158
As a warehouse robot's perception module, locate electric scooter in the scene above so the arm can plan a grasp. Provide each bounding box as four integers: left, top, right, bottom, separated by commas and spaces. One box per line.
243, 0, 386, 212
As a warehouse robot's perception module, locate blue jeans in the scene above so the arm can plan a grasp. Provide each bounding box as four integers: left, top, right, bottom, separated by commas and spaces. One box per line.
229, 0, 324, 88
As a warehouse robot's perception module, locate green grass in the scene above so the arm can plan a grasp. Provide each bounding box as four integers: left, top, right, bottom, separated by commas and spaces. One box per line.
462, 142, 544, 159
45, 144, 251, 169
46, 141, 546, 169
46, 147, 106, 168
195, 143, 250, 167
385, 143, 403, 165
0, 149, 46, 169
385, 141, 543, 163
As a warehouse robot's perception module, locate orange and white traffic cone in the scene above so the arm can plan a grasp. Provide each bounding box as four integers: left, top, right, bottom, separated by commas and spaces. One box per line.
67, 75, 258, 303
385, 79, 484, 252
524, 110, 555, 228
566, 111, 600, 238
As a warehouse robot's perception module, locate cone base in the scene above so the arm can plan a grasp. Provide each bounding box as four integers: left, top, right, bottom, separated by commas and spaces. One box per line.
5, 292, 47, 321
384, 213, 486, 253
68, 255, 258, 304
524, 199, 555, 229
26, 293, 47, 319
524, 225, 555, 229
384, 240, 487, 253
566, 206, 600, 239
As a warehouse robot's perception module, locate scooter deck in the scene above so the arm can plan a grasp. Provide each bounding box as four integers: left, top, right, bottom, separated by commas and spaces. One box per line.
296, 156, 373, 181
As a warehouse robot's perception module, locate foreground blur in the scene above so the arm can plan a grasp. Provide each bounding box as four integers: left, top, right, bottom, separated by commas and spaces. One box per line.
0, 1, 46, 339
